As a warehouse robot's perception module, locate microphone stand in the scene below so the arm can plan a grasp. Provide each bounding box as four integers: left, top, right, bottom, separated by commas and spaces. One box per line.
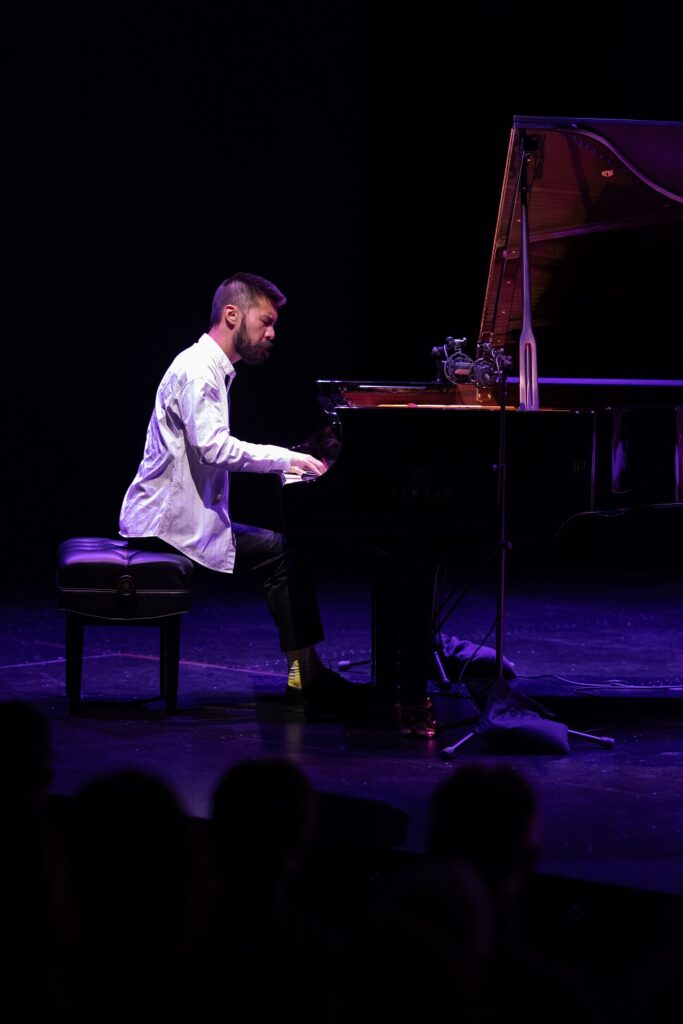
440, 346, 614, 758
494, 356, 511, 683
436, 347, 512, 754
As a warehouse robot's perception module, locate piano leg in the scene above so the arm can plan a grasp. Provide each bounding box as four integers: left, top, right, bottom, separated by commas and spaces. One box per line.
371, 550, 438, 737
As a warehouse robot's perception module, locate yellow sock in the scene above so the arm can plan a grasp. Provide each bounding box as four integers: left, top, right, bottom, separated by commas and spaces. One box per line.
286, 647, 323, 689
287, 656, 302, 690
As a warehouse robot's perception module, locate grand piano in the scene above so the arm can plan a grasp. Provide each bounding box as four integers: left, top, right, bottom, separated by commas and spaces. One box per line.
282, 115, 683, 728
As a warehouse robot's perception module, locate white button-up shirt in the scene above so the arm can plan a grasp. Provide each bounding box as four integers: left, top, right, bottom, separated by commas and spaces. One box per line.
119, 333, 294, 572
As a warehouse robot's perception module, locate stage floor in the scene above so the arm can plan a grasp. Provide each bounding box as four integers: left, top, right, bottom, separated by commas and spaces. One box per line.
2, 556, 682, 902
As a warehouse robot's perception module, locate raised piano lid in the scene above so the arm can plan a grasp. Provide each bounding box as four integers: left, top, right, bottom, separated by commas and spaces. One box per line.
479, 115, 683, 387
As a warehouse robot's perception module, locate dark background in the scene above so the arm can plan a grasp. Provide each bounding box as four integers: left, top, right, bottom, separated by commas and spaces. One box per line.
3, 0, 681, 581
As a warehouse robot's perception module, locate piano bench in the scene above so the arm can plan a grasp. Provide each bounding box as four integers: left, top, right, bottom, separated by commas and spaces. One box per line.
57, 537, 194, 714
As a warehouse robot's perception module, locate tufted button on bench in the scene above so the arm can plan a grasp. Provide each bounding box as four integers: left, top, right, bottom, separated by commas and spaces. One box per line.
57, 537, 193, 713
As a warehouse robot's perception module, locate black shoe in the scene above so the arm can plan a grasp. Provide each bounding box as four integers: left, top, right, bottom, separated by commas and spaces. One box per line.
285, 668, 364, 718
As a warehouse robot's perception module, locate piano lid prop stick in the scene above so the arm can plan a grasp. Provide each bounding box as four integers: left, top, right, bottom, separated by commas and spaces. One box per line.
517, 136, 539, 411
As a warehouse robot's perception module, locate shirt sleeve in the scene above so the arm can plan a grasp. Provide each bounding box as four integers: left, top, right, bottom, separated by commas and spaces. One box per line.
178, 377, 293, 473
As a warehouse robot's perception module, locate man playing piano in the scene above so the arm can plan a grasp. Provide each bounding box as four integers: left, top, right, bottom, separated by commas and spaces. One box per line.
119, 271, 350, 714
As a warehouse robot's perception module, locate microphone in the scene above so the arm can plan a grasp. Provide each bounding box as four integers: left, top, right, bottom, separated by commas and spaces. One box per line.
431, 335, 512, 389
470, 357, 496, 390
471, 341, 513, 389
432, 337, 473, 384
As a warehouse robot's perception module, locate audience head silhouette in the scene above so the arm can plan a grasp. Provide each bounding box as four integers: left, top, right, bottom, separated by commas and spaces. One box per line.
65, 769, 203, 1022
347, 858, 494, 1024
429, 763, 541, 898
212, 756, 318, 905
0, 699, 53, 810
68, 769, 196, 950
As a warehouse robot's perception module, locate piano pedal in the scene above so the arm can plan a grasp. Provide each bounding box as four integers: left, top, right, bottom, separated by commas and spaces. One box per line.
399, 697, 437, 739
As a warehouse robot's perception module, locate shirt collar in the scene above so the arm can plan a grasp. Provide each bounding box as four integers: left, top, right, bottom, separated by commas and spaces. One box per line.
198, 333, 236, 380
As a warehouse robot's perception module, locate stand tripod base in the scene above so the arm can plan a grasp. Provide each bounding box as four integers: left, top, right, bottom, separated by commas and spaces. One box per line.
567, 728, 615, 749
440, 731, 476, 758
439, 722, 615, 760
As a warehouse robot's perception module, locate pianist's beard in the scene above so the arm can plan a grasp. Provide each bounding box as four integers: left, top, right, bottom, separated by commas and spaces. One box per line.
233, 320, 273, 365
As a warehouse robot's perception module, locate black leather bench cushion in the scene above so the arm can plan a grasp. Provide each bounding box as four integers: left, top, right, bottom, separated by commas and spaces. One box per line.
57, 537, 193, 619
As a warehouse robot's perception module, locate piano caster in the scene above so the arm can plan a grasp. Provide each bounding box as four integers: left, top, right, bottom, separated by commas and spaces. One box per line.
399, 697, 437, 739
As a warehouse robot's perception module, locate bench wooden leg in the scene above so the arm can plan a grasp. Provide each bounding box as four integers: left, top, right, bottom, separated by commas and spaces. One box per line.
160, 616, 181, 713
65, 612, 84, 712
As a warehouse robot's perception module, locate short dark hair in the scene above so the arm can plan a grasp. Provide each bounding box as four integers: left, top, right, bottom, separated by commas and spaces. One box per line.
210, 272, 287, 327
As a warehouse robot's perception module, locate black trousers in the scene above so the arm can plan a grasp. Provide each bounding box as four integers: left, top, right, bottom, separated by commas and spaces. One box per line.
130, 524, 324, 653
